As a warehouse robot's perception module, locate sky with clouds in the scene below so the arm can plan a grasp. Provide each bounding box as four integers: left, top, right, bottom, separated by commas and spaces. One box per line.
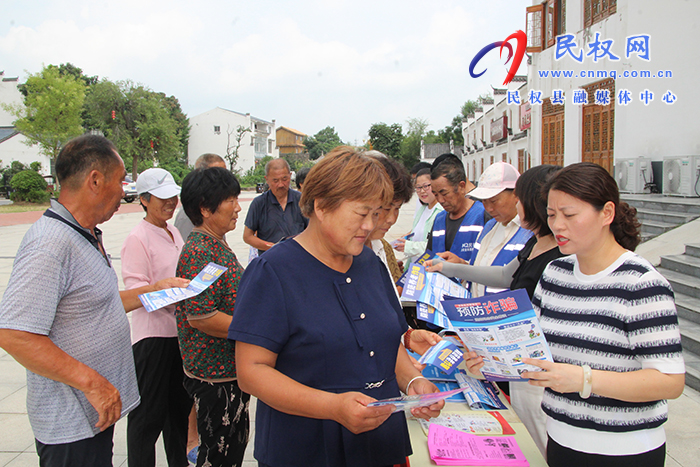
1, 0, 530, 145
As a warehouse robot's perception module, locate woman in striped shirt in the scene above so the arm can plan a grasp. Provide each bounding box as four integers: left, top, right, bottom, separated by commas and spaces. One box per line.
522, 162, 685, 467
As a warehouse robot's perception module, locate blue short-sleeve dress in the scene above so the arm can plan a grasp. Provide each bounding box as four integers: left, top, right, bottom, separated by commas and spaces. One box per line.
229, 239, 411, 467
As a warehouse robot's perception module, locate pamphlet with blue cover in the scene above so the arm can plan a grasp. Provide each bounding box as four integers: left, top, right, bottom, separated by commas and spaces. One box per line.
401, 263, 470, 328
418, 340, 464, 375
138, 262, 228, 312
441, 289, 553, 382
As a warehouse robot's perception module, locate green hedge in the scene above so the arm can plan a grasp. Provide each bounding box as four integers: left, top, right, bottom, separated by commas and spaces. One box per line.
9, 170, 50, 203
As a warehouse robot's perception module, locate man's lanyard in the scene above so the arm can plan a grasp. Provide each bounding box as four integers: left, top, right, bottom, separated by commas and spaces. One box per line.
43, 210, 111, 267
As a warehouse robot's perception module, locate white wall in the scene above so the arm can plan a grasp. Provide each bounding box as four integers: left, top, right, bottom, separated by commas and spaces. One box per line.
0, 133, 52, 175
527, 0, 700, 164
0, 74, 50, 175
188, 108, 278, 174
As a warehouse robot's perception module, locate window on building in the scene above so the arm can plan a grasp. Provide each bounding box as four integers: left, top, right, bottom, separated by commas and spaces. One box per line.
214, 125, 220, 134
545, 0, 566, 48
526, 4, 544, 52
472, 161, 477, 181
490, 155, 495, 165
480, 159, 484, 176
582, 78, 615, 174
542, 97, 565, 167
502, 153, 508, 163
268, 139, 274, 154
528, 1, 566, 52
518, 149, 526, 174
255, 137, 266, 154
584, 0, 616, 28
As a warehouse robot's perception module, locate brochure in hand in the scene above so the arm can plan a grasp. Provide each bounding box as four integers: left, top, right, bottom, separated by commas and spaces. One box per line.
418, 340, 464, 375
441, 289, 553, 382
401, 263, 470, 329
367, 388, 464, 413
396, 250, 434, 289
138, 262, 227, 312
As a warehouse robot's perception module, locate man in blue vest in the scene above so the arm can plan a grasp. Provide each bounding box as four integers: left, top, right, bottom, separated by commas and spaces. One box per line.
426, 158, 485, 261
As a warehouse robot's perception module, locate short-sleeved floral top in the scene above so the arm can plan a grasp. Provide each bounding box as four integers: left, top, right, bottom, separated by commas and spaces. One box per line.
175, 230, 243, 381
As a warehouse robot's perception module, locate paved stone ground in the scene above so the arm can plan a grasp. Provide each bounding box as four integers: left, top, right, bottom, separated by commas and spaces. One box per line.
0, 194, 699, 466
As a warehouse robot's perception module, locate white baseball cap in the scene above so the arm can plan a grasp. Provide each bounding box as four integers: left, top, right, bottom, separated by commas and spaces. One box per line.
136, 168, 181, 199
468, 162, 520, 200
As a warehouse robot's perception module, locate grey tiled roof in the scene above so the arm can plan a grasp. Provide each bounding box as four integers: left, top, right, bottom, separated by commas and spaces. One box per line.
0, 127, 18, 144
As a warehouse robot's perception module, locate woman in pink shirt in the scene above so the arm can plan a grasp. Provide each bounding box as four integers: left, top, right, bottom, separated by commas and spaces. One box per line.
121, 168, 191, 467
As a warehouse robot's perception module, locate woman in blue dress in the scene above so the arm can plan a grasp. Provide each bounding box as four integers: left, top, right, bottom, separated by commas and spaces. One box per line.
229, 146, 443, 467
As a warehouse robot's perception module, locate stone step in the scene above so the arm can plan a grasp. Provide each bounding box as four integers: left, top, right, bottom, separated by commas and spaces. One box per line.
682, 349, 700, 393
621, 197, 700, 215
634, 208, 696, 225
679, 317, 700, 358
660, 254, 700, 279
658, 268, 700, 301
641, 232, 655, 244
675, 292, 700, 326
686, 244, 700, 259
641, 220, 678, 236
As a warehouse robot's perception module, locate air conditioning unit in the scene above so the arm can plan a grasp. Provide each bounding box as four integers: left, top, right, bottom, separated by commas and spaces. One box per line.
663, 156, 700, 197
615, 157, 651, 194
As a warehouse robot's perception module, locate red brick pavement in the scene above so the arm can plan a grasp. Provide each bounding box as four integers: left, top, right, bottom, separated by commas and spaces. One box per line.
0, 196, 256, 227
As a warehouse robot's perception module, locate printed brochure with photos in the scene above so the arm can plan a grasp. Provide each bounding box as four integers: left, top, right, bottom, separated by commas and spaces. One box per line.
138, 262, 227, 312
441, 289, 553, 382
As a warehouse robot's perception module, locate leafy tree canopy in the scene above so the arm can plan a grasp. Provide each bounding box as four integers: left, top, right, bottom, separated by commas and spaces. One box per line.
399, 118, 430, 169
368, 123, 403, 158
2, 65, 85, 175
304, 126, 344, 160
83, 79, 187, 179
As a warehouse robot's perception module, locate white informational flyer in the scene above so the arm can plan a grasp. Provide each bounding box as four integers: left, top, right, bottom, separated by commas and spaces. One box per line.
441, 289, 553, 382
138, 262, 228, 312
367, 388, 464, 413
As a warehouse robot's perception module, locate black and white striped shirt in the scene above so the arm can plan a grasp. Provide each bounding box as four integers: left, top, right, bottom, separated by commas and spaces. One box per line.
533, 251, 685, 455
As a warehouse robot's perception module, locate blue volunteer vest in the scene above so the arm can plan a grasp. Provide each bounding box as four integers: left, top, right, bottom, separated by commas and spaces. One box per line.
431, 201, 485, 261
468, 218, 534, 295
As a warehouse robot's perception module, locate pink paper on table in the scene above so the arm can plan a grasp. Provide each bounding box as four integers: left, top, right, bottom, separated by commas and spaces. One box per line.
428, 423, 529, 466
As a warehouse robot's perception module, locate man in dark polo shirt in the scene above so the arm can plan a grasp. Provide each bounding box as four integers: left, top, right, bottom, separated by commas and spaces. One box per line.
243, 158, 308, 254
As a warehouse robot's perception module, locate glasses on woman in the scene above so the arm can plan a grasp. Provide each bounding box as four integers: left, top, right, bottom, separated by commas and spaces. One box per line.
415, 183, 432, 192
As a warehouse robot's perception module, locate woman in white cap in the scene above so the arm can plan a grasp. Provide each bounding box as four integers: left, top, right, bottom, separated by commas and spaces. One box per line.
121, 168, 191, 467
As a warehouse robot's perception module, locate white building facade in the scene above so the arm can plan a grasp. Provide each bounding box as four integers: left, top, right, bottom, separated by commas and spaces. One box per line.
462, 77, 530, 182
188, 107, 278, 174
523, 0, 700, 194
0, 72, 50, 175
463, 1, 700, 195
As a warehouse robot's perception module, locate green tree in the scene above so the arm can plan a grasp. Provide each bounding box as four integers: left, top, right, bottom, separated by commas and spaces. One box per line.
304, 126, 344, 160
2, 66, 85, 177
83, 79, 186, 179
436, 96, 491, 146
239, 156, 274, 186
368, 123, 403, 158
399, 118, 429, 169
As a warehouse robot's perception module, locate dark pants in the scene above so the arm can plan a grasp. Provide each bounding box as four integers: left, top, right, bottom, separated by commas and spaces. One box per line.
127, 337, 191, 467
547, 436, 666, 467
36, 426, 114, 467
184, 377, 250, 467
